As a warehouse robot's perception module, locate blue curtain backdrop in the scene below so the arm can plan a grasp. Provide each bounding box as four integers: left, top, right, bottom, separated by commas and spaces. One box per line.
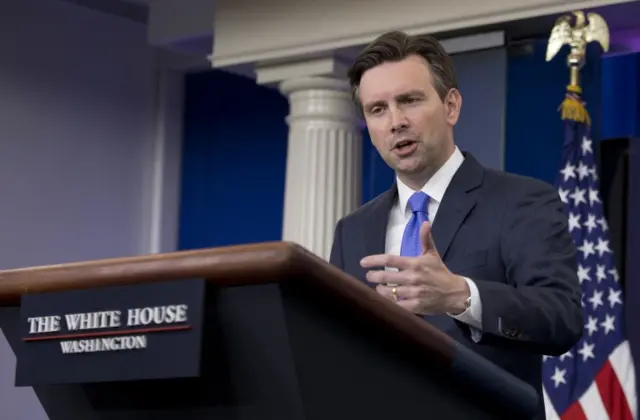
600, 52, 639, 139
362, 132, 394, 203
177, 70, 289, 250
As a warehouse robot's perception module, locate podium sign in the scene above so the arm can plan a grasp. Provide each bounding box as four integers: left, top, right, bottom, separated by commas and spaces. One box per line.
15, 278, 206, 386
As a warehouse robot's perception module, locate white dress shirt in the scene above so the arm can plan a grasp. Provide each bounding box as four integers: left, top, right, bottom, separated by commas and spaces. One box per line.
384, 147, 483, 340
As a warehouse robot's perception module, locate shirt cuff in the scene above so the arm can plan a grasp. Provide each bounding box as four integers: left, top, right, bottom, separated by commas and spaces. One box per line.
448, 276, 483, 332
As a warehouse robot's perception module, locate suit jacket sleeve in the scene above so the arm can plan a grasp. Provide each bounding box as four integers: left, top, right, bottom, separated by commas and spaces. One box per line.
472, 181, 583, 355
329, 219, 345, 269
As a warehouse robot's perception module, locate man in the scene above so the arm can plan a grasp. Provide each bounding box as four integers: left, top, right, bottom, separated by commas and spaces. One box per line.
329, 31, 583, 415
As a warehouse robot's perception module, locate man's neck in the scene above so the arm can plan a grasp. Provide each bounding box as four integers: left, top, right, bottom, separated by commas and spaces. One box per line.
398, 170, 435, 191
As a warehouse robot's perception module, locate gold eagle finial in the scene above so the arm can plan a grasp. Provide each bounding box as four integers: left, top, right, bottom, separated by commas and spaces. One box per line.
546, 11, 609, 124
546, 10, 610, 90
546, 10, 610, 62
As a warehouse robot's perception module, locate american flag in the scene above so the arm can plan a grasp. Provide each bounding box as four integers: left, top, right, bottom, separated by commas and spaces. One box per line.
542, 92, 637, 420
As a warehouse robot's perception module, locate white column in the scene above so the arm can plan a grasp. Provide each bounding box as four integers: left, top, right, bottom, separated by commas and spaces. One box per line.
141, 68, 184, 255
279, 76, 362, 260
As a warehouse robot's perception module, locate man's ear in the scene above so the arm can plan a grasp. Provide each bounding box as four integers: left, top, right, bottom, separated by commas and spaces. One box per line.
444, 88, 462, 126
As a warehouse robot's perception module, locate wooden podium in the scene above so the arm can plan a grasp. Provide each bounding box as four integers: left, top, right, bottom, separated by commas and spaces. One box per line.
0, 242, 539, 420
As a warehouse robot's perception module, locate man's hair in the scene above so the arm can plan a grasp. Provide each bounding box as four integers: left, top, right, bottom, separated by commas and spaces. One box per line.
347, 31, 458, 107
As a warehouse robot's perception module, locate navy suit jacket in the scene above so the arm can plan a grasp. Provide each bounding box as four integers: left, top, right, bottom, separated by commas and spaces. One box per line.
329, 152, 583, 417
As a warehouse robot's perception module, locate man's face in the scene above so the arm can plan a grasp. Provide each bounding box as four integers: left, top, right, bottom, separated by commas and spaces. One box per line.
358, 55, 461, 180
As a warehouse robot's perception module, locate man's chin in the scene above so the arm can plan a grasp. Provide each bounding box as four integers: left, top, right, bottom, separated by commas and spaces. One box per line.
394, 160, 425, 175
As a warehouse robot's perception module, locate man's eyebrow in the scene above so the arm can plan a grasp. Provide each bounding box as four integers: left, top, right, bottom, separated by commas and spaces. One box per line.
363, 90, 426, 110
363, 99, 386, 111
395, 89, 426, 99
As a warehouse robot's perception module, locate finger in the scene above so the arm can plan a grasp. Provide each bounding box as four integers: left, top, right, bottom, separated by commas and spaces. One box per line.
367, 269, 408, 285
375, 284, 397, 300
360, 254, 415, 270
375, 284, 423, 300
367, 270, 425, 285
420, 221, 438, 255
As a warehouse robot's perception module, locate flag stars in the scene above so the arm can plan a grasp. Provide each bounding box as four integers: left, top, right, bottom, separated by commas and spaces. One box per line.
588, 188, 602, 206
609, 268, 620, 282
588, 290, 604, 310
585, 316, 599, 336
583, 213, 597, 233
578, 341, 595, 362
568, 212, 581, 232
597, 217, 609, 232
595, 238, 612, 257
608, 288, 622, 308
561, 163, 576, 181
544, 133, 630, 409
581, 136, 593, 155
577, 264, 591, 284
577, 162, 590, 180
596, 264, 607, 283
571, 188, 587, 206
551, 367, 567, 387
601, 314, 616, 334
559, 350, 573, 362
578, 240, 595, 259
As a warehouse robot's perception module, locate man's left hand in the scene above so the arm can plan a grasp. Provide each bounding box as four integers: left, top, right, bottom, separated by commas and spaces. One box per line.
360, 221, 470, 315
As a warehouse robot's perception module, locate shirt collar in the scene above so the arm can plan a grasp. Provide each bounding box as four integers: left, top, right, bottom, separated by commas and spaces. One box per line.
396, 146, 465, 213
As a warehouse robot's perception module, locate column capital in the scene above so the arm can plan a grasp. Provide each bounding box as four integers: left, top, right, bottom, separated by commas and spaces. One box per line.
279, 76, 361, 127
280, 76, 350, 96
254, 54, 351, 86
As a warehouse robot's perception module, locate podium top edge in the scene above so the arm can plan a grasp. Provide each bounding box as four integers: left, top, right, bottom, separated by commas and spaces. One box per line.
0, 240, 456, 355
0, 241, 304, 304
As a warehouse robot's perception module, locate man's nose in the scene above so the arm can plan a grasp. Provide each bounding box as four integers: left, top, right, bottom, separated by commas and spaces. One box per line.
389, 108, 409, 133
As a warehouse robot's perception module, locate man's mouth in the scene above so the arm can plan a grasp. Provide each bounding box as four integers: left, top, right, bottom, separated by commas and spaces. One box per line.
391, 139, 418, 156
392, 139, 417, 150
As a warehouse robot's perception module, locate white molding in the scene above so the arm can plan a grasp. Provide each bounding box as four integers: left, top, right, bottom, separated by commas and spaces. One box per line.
248, 31, 504, 85
214, 30, 506, 71
209, 0, 630, 68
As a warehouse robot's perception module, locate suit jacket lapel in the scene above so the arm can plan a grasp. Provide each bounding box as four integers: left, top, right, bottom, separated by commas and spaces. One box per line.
431, 153, 484, 260
364, 185, 397, 258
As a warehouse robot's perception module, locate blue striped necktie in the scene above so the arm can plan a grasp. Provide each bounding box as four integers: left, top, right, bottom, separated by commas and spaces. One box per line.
400, 192, 430, 257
